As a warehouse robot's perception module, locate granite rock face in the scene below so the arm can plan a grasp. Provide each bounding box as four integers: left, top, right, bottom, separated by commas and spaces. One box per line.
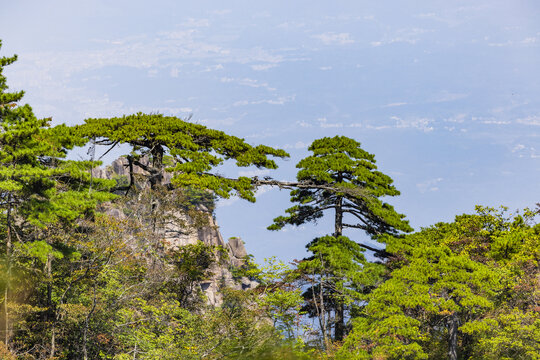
163, 210, 257, 306
92, 156, 173, 188
94, 157, 257, 306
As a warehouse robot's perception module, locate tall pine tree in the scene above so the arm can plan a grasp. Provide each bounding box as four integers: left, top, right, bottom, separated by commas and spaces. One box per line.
75, 113, 289, 200
269, 136, 411, 240
0, 40, 114, 354
269, 136, 412, 342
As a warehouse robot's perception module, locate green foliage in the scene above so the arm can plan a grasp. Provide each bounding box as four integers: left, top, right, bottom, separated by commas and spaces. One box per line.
183, 186, 216, 211
109, 280, 310, 360
269, 136, 411, 236
15, 240, 64, 264
2, 40, 538, 360
269, 136, 411, 344
243, 257, 306, 338
297, 235, 384, 346
0, 41, 115, 357
340, 207, 540, 360
166, 241, 226, 308
461, 308, 540, 359
74, 113, 289, 201
0, 44, 115, 223
113, 297, 207, 359
300, 235, 377, 295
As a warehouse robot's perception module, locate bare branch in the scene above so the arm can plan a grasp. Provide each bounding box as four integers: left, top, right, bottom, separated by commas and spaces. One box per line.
97, 141, 119, 161
251, 178, 368, 197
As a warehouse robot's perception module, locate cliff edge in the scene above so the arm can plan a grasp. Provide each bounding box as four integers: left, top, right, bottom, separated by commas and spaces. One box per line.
93, 156, 257, 306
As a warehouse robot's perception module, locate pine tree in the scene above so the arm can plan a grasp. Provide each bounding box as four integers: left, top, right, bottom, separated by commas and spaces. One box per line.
269, 136, 412, 342
340, 206, 540, 360
75, 113, 289, 200
295, 235, 382, 348
0, 40, 114, 354
269, 136, 411, 240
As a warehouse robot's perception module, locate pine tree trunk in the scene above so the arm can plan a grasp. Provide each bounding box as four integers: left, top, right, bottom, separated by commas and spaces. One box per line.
448, 312, 459, 360
333, 193, 345, 341
46, 255, 55, 357
4, 198, 12, 348
318, 256, 329, 349
334, 194, 343, 237
334, 303, 345, 341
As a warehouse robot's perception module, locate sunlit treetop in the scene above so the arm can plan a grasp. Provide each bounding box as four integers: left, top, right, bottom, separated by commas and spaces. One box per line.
75, 113, 289, 201
0, 41, 115, 226
269, 136, 412, 238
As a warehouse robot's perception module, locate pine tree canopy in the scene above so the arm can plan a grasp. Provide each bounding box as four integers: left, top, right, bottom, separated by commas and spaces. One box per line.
267, 136, 412, 342
73, 113, 289, 201
268, 136, 412, 237
0, 41, 114, 226
298, 235, 382, 301
341, 206, 540, 360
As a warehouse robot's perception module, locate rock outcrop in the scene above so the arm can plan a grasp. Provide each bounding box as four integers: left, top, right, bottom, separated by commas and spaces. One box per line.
93, 157, 257, 306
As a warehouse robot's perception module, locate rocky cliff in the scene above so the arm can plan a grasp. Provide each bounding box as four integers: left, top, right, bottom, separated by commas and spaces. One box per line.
93, 157, 257, 306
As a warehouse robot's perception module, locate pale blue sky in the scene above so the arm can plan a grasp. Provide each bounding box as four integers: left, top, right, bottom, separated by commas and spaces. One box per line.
2, 1, 539, 262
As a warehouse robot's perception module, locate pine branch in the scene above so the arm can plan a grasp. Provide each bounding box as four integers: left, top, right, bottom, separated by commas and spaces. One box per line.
251, 178, 368, 197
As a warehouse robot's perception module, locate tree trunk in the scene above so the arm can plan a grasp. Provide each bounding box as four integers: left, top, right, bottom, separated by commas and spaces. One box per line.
333, 193, 345, 341
46, 254, 55, 358
51, 325, 56, 358
334, 195, 343, 237
319, 279, 332, 348
334, 303, 345, 341
448, 312, 459, 360
2, 287, 7, 347
83, 286, 97, 360
4, 198, 12, 348
317, 257, 329, 349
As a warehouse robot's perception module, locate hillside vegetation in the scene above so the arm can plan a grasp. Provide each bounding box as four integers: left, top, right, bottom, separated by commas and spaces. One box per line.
1, 41, 539, 360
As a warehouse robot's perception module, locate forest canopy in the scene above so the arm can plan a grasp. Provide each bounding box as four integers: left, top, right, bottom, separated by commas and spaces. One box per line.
0, 40, 539, 360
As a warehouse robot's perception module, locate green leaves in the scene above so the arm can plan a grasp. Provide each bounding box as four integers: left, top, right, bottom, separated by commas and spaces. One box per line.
342, 207, 540, 359
0, 41, 116, 228
242, 257, 305, 338
3, 37, 538, 359
0, 41, 118, 357
74, 113, 289, 201
461, 308, 540, 359
269, 136, 411, 344
16, 240, 64, 264
269, 136, 411, 236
